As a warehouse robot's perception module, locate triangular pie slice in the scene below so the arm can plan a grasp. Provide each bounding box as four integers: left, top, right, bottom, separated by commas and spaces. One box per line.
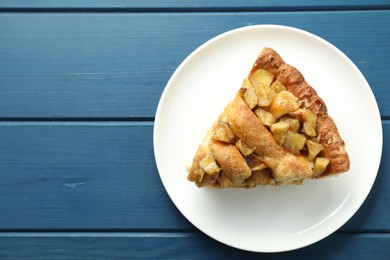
187, 47, 350, 188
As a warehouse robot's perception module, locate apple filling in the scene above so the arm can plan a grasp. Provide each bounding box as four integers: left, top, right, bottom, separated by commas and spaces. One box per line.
188, 69, 329, 188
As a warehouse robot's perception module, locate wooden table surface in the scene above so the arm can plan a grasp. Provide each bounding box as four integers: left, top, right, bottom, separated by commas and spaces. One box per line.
1, 1, 389, 258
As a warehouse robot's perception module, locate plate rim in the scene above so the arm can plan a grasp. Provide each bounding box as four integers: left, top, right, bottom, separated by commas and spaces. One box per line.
153, 24, 383, 252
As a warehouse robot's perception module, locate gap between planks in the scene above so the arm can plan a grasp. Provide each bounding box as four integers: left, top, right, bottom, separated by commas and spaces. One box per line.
0, 118, 154, 126
0, 231, 192, 238
0, 6, 390, 13
0, 231, 389, 238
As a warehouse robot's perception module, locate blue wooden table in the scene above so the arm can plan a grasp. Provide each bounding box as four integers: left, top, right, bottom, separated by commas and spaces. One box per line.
1, 1, 389, 258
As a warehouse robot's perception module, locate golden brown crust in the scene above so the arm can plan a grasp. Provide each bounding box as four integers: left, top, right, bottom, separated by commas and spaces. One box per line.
245, 170, 273, 186
251, 47, 285, 75
225, 95, 284, 161
187, 145, 218, 187
187, 47, 349, 188
225, 95, 312, 182
255, 48, 350, 176
187, 145, 208, 183
211, 141, 251, 183
278, 64, 327, 116
316, 116, 349, 176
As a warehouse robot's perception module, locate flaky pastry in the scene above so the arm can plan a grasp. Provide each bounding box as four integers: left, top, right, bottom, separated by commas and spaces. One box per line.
187, 47, 350, 188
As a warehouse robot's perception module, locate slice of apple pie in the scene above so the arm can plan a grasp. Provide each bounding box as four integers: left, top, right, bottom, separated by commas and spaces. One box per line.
187, 47, 350, 188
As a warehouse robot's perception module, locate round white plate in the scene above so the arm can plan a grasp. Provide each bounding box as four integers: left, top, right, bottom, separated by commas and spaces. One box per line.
153, 25, 382, 252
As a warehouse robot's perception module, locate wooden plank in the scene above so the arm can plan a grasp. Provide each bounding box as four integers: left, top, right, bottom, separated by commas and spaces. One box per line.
0, 0, 389, 10
0, 11, 389, 118
0, 122, 389, 230
0, 122, 189, 229
0, 232, 389, 259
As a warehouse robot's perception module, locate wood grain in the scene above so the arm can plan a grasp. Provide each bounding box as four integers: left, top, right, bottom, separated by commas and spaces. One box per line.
0, 0, 389, 10
0, 232, 389, 259
0, 122, 188, 229
0, 11, 389, 118
0, 3, 388, 258
0, 122, 388, 231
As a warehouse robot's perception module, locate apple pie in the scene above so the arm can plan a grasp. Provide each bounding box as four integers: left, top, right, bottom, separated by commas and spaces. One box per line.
187, 47, 350, 188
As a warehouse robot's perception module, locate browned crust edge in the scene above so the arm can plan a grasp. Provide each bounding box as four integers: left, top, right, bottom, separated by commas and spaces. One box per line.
187, 47, 350, 188
253, 47, 350, 176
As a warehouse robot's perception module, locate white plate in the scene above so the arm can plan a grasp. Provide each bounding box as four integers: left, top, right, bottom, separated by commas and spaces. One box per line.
153, 25, 382, 252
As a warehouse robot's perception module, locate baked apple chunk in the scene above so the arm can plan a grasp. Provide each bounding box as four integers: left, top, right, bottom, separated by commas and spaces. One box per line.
187, 47, 350, 188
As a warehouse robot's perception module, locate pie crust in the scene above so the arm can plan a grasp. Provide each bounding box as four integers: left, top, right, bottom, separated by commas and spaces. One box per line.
187, 47, 350, 188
